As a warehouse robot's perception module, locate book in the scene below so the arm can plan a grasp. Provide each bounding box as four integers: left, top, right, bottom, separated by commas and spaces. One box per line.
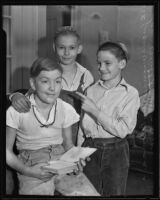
43, 146, 97, 175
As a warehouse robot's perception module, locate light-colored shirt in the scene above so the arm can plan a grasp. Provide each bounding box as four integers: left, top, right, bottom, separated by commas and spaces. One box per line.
78, 78, 140, 146
6, 94, 80, 150
61, 62, 94, 91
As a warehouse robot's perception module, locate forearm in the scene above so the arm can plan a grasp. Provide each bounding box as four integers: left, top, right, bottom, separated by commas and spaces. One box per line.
63, 139, 74, 151
6, 149, 30, 175
89, 93, 140, 138
95, 108, 139, 138
62, 127, 75, 151
96, 111, 127, 138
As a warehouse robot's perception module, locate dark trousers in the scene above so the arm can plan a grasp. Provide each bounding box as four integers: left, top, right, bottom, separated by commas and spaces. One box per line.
82, 137, 130, 197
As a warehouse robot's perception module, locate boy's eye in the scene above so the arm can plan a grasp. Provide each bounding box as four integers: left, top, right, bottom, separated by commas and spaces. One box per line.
70, 46, 76, 50
58, 46, 64, 49
41, 80, 48, 83
56, 80, 61, 84
105, 62, 110, 65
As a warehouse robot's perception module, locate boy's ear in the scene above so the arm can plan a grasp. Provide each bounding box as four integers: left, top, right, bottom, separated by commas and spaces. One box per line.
119, 59, 126, 69
29, 78, 36, 91
77, 44, 83, 54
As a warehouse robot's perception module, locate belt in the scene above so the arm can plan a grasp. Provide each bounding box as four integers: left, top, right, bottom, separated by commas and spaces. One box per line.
93, 137, 125, 144
84, 137, 127, 148
19, 144, 62, 154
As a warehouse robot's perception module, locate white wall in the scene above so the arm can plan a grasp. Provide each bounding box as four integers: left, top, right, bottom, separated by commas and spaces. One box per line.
11, 6, 46, 91
8, 5, 154, 97
72, 5, 154, 96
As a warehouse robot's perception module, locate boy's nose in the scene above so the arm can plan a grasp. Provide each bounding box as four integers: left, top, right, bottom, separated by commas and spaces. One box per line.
99, 63, 106, 71
49, 82, 55, 90
64, 48, 69, 55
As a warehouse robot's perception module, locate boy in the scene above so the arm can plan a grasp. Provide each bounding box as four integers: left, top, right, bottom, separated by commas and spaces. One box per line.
6, 57, 84, 195
76, 41, 140, 196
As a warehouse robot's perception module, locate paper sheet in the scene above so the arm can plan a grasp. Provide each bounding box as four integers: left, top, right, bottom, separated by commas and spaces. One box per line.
60, 146, 97, 163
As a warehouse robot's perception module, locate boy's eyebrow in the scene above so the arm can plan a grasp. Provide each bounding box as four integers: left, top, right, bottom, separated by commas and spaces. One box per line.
56, 76, 62, 79
56, 44, 78, 46
39, 76, 62, 79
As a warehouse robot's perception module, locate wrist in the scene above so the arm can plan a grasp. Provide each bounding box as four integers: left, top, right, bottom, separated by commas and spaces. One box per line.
64, 143, 75, 152
20, 165, 31, 176
96, 109, 102, 122
92, 106, 101, 118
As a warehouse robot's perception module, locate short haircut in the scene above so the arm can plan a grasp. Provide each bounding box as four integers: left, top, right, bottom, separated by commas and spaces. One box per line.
97, 41, 129, 62
54, 26, 81, 44
30, 57, 62, 78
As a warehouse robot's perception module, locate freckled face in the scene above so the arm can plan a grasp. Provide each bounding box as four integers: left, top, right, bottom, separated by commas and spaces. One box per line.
30, 70, 62, 105
97, 50, 124, 82
55, 35, 82, 66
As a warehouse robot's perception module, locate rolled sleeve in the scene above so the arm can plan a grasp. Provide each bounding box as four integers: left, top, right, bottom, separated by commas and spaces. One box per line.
97, 91, 140, 138
6, 106, 20, 129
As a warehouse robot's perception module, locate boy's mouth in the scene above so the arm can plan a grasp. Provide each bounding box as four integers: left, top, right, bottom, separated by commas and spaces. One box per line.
46, 93, 56, 96
63, 57, 72, 60
100, 71, 110, 75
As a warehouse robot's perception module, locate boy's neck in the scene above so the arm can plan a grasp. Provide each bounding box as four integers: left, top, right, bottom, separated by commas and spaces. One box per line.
103, 75, 122, 89
61, 62, 77, 73
34, 95, 55, 111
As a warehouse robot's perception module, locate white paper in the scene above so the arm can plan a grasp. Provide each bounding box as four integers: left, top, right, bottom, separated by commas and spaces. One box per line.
43, 147, 96, 175
43, 160, 77, 174
47, 160, 76, 169
60, 146, 97, 163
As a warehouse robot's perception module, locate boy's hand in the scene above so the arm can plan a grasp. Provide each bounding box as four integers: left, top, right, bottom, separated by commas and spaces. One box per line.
75, 92, 99, 116
11, 93, 31, 113
73, 156, 91, 175
25, 163, 55, 182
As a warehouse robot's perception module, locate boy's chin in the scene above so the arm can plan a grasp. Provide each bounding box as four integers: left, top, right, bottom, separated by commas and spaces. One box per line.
100, 76, 109, 81
44, 98, 57, 105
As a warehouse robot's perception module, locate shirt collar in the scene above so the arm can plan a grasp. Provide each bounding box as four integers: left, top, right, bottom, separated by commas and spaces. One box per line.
98, 78, 128, 91
28, 93, 57, 109
28, 93, 37, 107
28, 93, 57, 127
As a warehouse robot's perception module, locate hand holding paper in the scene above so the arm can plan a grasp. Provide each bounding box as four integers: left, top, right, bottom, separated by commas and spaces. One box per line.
43, 147, 96, 175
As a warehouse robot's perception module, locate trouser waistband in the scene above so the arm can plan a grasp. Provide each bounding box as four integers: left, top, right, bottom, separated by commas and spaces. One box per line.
84, 137, 127, 148
19, 144, 63, 154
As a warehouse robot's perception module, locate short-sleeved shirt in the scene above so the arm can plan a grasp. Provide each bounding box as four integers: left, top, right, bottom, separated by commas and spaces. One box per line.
6, 94, 80, 150
78, 78, 140, 145
61, 62, 94, 92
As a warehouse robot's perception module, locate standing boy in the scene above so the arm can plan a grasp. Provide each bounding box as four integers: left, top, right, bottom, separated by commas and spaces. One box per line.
76, 41, 140, 196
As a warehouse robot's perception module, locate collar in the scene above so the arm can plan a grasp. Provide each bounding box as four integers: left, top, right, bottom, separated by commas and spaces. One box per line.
28, 93, 37, 107
28, 94, 57, 128
75, 62, 87, 74
98, 78, 128, 91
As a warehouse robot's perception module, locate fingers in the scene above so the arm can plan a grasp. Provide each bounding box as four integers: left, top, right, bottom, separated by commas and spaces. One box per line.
40, 172, 54, 181
79, 158, 86, 167
76, 158, 86, 173
12, 98, 31, 113
75, 92, 87, 101
39, 164, 56, 179
86, 156, 91, 162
